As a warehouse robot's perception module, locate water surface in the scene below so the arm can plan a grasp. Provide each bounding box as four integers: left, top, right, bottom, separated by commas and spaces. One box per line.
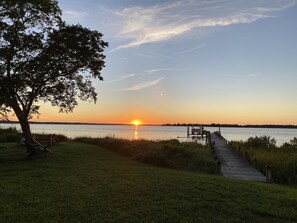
1, 123, 296, 146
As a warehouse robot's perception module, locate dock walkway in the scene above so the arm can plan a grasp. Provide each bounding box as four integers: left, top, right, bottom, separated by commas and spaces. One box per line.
211, 133, 267, 182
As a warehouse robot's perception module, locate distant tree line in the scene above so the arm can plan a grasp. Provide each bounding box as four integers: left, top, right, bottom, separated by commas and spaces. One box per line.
162, 123, 297, 129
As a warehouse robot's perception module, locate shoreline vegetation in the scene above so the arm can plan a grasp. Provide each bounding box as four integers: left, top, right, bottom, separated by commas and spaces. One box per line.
1, 120, 297, 129
229, 136, 297, 185
73, 137, 218, 174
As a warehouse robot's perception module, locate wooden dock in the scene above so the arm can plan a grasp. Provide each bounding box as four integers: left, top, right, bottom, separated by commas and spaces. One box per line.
211, 133, 267, 182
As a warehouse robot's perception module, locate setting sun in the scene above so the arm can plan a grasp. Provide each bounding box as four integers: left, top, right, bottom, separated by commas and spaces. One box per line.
131, 120, 142, 126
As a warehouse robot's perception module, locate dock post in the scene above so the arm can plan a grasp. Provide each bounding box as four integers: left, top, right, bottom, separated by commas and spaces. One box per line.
265, 164, 272, 181
187, 126, 189, 137
49, 134, 52, 146
217, 160, 221, 173
207, 132, 211, 146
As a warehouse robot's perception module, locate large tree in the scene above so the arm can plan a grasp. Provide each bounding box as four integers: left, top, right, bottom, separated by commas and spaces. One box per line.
0, 0, 108, 155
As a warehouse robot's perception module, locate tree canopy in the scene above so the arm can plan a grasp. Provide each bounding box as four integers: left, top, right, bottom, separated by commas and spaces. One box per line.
0, 0, 108, 155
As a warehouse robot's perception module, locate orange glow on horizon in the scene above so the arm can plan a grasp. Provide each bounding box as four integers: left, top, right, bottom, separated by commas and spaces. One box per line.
6, 102, 297, 126
131, 120, 142, 126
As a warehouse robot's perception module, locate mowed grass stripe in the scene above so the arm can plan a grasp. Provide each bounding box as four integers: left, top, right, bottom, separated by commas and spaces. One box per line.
0, 142, 297, 222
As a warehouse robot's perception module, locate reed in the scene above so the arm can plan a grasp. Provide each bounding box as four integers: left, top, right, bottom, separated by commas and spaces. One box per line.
229, 136, 297, 184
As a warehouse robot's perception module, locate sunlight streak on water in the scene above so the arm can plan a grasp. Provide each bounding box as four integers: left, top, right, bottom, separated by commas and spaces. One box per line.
134, 126, 138, 140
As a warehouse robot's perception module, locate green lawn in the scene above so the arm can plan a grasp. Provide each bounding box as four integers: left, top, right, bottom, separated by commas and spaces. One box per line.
1, 142, 297, 222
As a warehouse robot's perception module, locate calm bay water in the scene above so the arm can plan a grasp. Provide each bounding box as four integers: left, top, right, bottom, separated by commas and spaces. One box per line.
1, 123, 297, 146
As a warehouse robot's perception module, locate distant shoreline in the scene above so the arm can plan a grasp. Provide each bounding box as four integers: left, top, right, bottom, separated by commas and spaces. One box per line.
0, 121, 158, 126
162, 123, 297, 129
1, 121, 297, 129
0, 121, 132, 126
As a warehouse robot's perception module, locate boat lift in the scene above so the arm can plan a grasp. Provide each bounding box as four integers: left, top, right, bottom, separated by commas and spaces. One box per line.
187, 126, 204, 137
186, 126, 212, 144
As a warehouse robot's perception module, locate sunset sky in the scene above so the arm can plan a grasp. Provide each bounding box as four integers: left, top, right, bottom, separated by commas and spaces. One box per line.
25, 0, 297, 125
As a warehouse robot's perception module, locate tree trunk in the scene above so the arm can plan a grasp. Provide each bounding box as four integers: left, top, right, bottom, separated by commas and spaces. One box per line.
9, 100, 37, 156
19, 118, 36, 156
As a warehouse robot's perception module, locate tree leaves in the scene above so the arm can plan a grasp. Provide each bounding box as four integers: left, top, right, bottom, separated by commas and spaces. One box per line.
0, 0, 108, 120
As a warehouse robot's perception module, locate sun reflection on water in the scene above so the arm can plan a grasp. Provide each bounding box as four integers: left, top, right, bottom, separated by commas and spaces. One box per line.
134, 128, 138, 140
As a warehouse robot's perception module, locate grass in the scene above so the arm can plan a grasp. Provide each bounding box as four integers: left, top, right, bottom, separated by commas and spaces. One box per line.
1, 142, 297, 222
229, 136, 297, 184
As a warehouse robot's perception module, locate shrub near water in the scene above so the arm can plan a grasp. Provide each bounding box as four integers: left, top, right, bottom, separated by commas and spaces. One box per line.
74, 137, 218, 174
0, 127, 69, 143
0, 127, 22, 143
230, 136, 297, 185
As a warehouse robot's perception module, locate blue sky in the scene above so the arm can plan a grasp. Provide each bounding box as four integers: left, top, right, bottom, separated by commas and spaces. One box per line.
43, 0, 297, 124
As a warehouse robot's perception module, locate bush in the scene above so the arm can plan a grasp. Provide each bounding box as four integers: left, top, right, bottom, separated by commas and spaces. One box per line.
0, 127, 22, 142
74, 137, 218, 174
280, 141, 297, 150
0, 127, 69, 144
0, 127, 19, 134
245, 135, 276, 149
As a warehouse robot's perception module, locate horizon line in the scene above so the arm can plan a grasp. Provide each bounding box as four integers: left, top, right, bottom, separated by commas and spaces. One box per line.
1, 120, 297, 128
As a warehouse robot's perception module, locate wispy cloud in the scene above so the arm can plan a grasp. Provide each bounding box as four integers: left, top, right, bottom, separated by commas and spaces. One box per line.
144, 68, 174, 73
105, 73, 135, 83
121, 73, 135, 79
109, 0, 296, 50
62, 10, 88, 20
123, 77, 165, 91
247, 73, 261, 77
175, 43, 207, 55
225, 73, 261, 78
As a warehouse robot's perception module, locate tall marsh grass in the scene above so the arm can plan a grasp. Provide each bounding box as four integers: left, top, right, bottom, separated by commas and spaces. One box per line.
74, 137, 218, 174
229, 136, 297, 184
